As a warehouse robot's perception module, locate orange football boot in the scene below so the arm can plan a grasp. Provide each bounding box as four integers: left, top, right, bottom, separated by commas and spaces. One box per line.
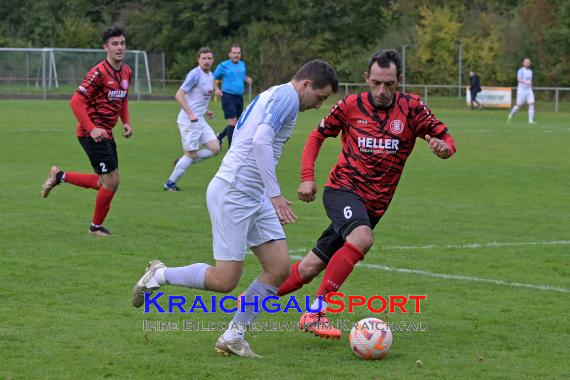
299, 311, 342, 339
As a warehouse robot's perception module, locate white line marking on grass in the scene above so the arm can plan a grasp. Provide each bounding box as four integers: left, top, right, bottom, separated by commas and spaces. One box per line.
380, 240, 570, 250
288, 254, 569, 293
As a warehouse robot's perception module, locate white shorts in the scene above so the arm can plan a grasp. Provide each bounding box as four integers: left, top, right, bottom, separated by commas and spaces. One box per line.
178, 117, 217, 152
516, 89, 535, 106
206, 177, 285, 261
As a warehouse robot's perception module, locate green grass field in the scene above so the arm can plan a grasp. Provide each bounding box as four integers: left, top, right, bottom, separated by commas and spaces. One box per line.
1, 98, 569, 379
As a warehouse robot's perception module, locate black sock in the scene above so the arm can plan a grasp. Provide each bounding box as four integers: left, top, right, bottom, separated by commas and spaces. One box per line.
56, 171, 64, 183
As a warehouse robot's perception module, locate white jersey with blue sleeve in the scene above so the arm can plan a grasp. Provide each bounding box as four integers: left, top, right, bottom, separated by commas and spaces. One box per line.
215, 83, 300, 201
177, 67, 214, 123
517, 67, 533, 90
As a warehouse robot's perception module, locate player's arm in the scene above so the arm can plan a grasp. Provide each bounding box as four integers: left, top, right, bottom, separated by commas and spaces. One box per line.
214, 80, 222, 98
213, 65, 224, 97
253, 123, 297, 224
174, 89, 198, 121
517, 69, 530, 86
299, 99, 346, 202
119, 98, 132, 138
70, 68, 107, 142
176, 70, 200, 122
412, 100, 456, 159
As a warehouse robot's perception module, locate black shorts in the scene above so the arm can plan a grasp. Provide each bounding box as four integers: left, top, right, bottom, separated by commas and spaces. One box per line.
312, 187, 381, 263
78, 137, 118, 174
221, 92, 244, 120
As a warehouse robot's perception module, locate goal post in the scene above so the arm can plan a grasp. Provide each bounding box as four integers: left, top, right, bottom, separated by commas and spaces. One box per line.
0, 47, 152, 99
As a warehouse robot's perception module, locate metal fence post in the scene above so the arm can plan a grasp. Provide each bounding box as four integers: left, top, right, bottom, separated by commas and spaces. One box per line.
555, 89, 559, 113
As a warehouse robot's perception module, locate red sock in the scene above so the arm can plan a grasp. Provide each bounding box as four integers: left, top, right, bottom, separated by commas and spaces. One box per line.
316, 242, 364, 298
277, 261, 312, 296
92, 187, 116, 225
65, 172, 100, 190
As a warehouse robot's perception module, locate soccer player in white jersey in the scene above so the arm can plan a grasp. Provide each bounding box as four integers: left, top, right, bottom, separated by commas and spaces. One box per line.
508, 57, 536, 124
132, 60, 338, 357
164, 47, 220, 191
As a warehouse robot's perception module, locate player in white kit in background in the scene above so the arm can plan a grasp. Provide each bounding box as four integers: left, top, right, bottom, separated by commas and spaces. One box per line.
133, 60, 338, 357
164, 47, 220, 191
508, 57, 536, 125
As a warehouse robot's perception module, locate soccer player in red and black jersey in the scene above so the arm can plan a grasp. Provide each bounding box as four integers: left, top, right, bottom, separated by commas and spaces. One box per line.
277, 49, 456, 338
41, 25, 133, 236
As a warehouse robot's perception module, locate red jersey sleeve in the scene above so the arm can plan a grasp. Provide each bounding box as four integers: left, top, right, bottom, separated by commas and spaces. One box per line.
411, 98, 456, 155
77, 65, 103, 100
300, 97, 349, 181
119, 98, 130, 124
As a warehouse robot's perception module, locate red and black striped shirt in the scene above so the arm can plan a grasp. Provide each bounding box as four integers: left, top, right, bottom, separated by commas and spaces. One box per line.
301, 92, 456, 217
73, 60, 131, 138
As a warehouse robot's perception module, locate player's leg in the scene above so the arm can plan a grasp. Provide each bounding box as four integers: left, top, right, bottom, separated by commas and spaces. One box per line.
300, 188, 379, 338
88, 139, 120, 236
41, 137, 105, 198
527, 91, 536, 124
509, 91, 525, 120
164, 121, 201, 191
276, 224, 341, 296
226, 95, 243, 147
193, 121, 220, 161
217, 93, 236, 146
132, 177, 249, 308
218, 196, 288, 357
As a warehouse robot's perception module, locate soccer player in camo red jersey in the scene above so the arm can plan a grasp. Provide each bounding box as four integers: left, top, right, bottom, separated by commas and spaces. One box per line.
277, 49, 456, 338
41, 25, 132, 236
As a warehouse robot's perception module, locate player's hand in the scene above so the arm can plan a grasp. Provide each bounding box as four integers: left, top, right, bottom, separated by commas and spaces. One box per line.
122, 123, 132, 138
215, 89, 223, 97
270, 195, 297, 225
206, 110, 215, 119
90, 127, 108, 143
425, 135, 451, 158
245, 77, 252, 85
298, 181, 317, 202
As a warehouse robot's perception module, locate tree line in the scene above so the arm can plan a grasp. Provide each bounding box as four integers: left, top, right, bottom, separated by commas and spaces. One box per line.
1, 0, 569, 89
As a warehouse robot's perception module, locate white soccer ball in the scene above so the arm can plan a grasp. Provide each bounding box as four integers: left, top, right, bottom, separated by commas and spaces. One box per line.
349, 318, 393, 360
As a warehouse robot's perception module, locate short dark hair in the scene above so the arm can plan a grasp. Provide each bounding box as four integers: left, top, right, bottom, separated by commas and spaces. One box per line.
292, 59, 338, 93
229, 44, 241, 52
368, 49, 402, 77
102, 25, 125, 44
197, 47, 213, 58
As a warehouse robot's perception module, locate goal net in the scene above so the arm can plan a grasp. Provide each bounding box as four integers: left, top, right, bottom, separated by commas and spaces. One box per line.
0, 48, 152, 99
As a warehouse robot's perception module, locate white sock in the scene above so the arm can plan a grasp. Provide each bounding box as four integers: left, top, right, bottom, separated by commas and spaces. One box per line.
61, 173, 66, 183
528, 105, 535, 122
146, 267, 166, 288
223, 322, 246, 341
195, 149, 215, 160
510, 105, 520, 116
310, 298, 328, 312
168, 155, 192, 183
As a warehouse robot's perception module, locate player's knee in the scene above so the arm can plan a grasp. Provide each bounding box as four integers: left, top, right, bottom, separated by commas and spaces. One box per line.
211, 144, 220, 156
216, 278, 239, 293
273, 263, 290, 284
299, 260, 324, 280
347, 227, 374, 252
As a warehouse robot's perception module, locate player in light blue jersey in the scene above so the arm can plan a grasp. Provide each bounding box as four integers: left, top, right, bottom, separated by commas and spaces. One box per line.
164, 47, 220, 191
133, 60, 338, 357
508, 58, 536, 125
